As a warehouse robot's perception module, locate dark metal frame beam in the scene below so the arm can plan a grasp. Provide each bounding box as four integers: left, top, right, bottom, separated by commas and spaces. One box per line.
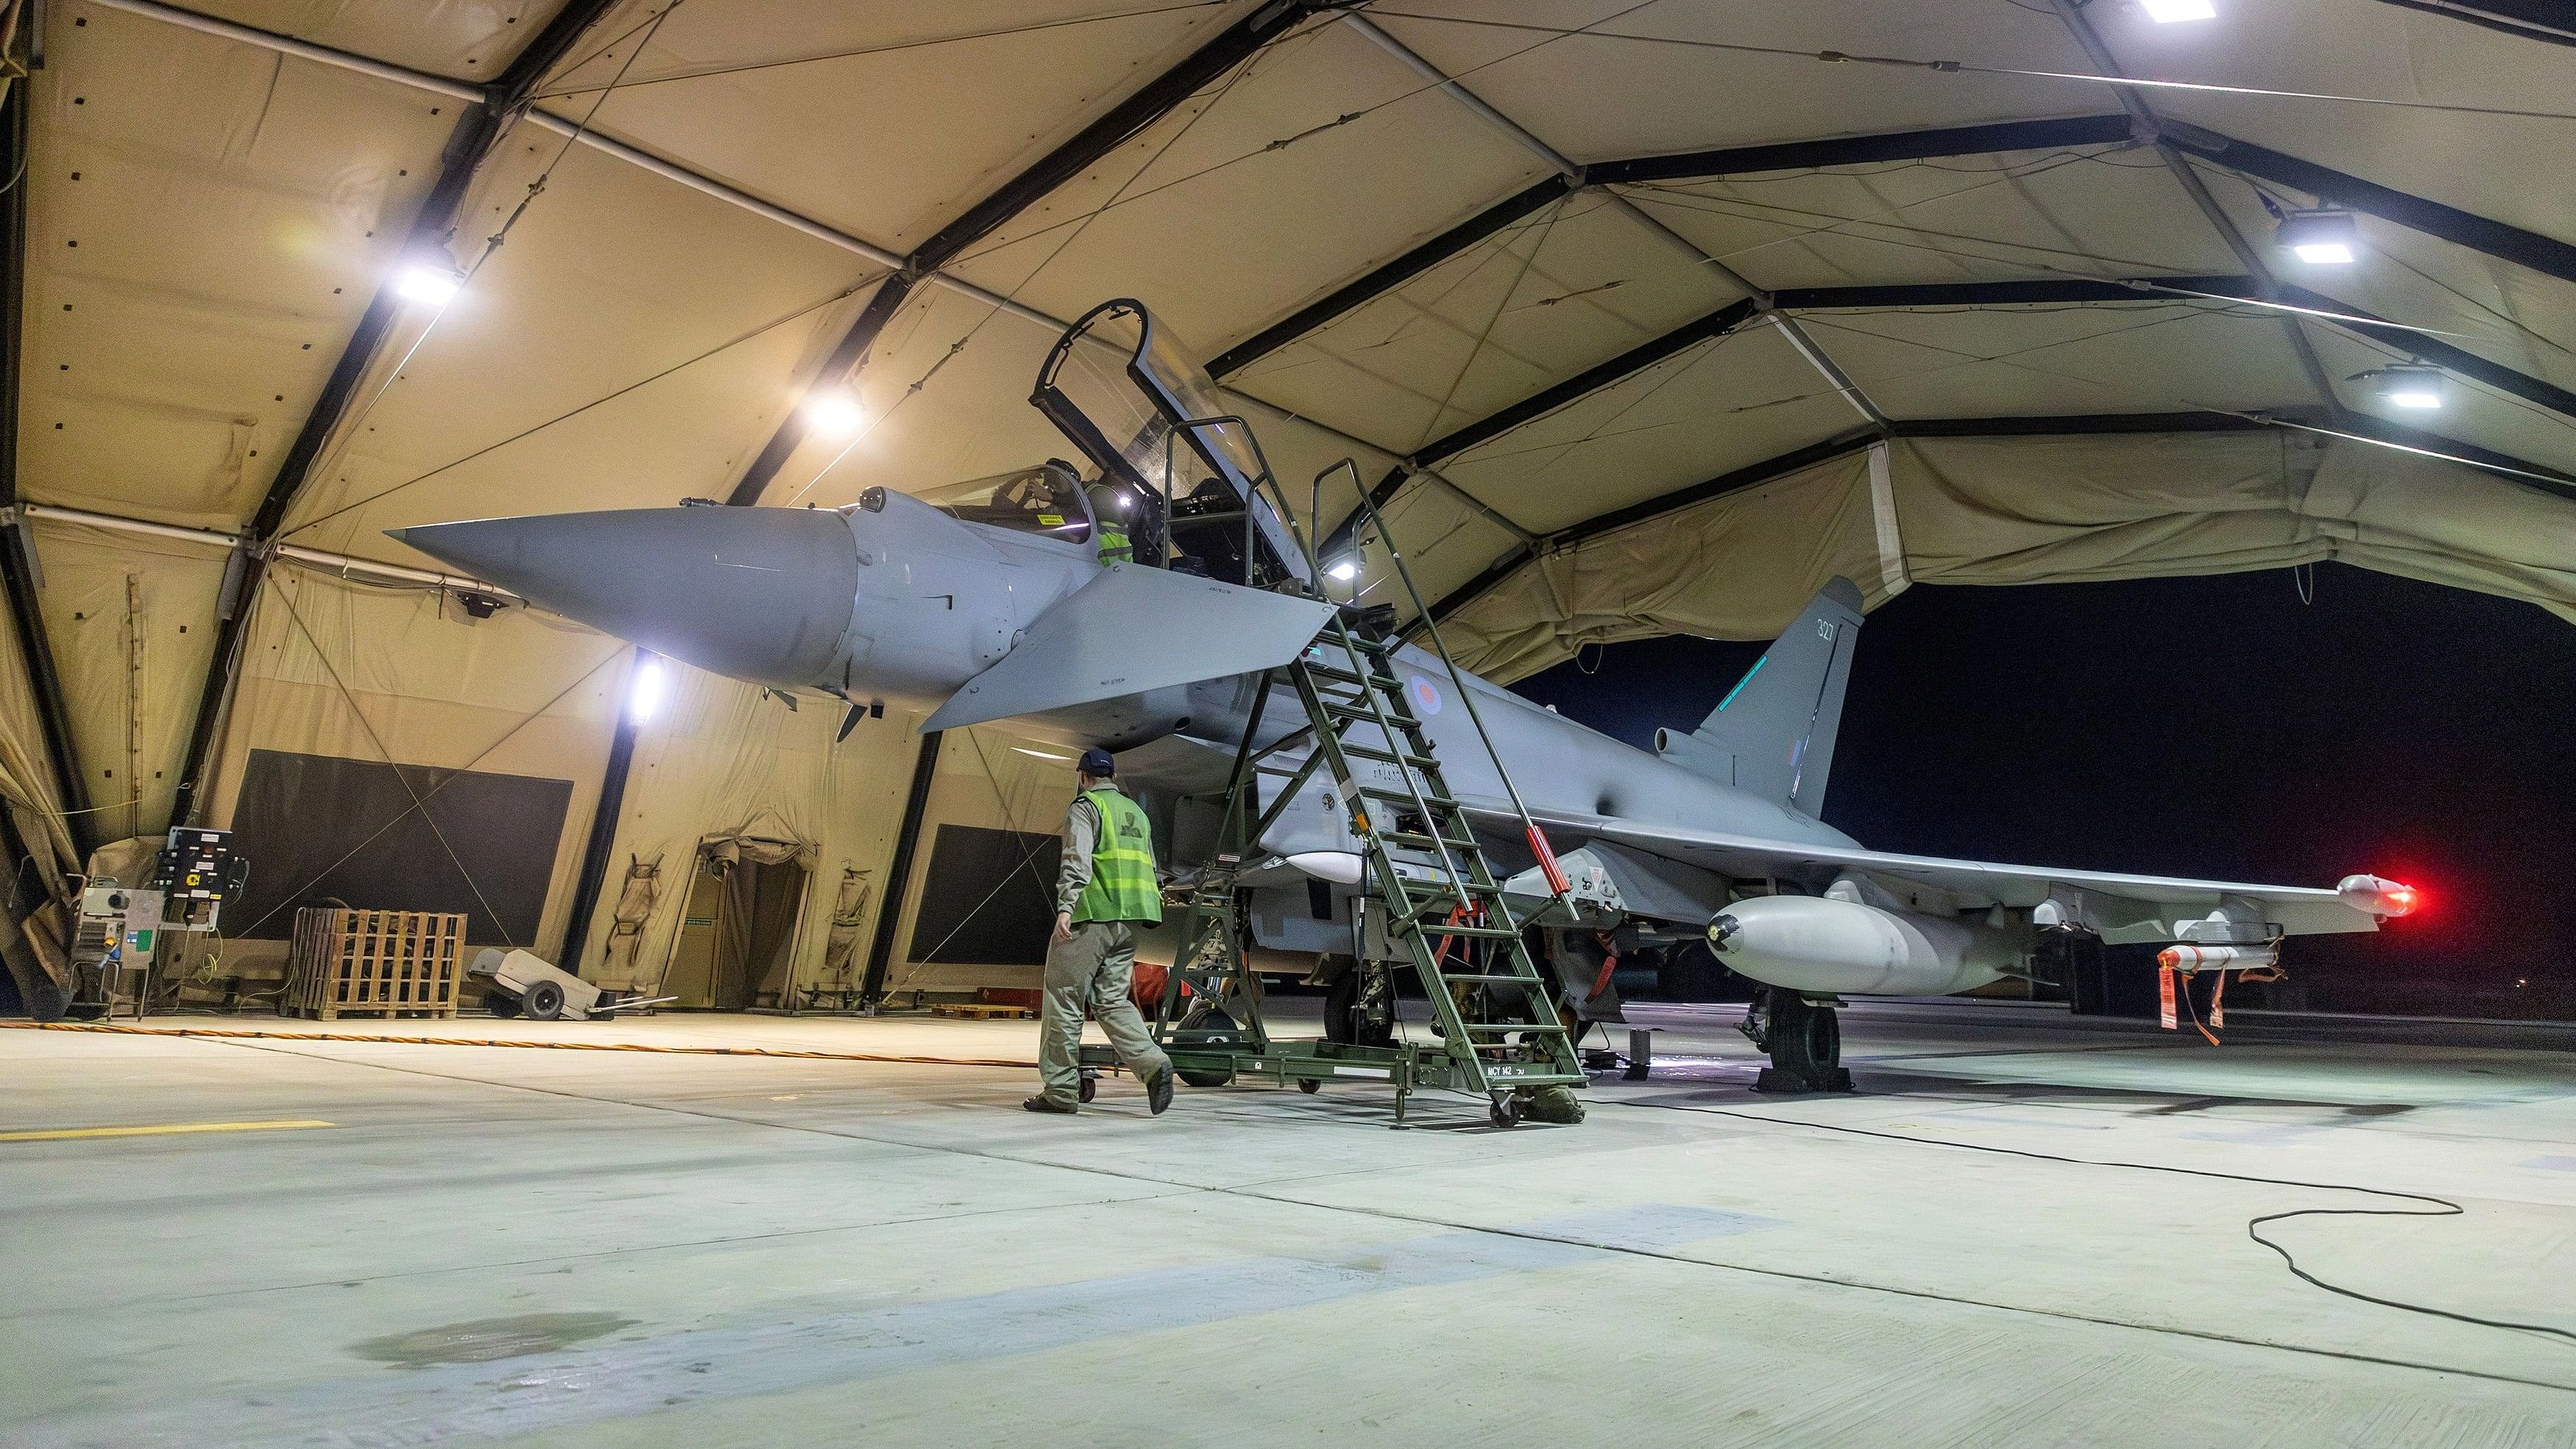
860, 729, 945, 1007
1322, 275, 2251, 557
555, 645, 644, 971
0, 71, 92, 853
166, 0, 627, 831
2159, 130, 2576, 288
2366, 0, 2576, 47
1587, 113, 2139, 188
1207, 174, 1576, 379
726, 0, 1320, 506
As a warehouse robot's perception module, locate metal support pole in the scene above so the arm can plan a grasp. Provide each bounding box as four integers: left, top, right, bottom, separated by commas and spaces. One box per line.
859, 730, 944, 1006
556, 645, 645, 971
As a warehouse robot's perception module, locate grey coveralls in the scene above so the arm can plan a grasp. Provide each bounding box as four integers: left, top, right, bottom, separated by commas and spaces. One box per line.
1036, 784, 1173, 1107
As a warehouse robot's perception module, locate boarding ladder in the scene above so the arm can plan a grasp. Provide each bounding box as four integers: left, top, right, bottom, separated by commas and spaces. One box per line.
1108, 444, 1584, 1126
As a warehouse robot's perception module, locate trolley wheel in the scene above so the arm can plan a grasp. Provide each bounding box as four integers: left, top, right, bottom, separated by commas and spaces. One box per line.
1298, 1077, 1320, 1094
1078, 1074, 1097, 1104
484, 991, 521, 1018
1488, 1094, 1522, 1129
523, 979, 565, 1022
1177, 1069, 1235, 1088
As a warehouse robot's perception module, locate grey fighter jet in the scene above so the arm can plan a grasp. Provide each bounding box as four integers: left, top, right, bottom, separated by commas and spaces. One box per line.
397, 299, 2418, 1091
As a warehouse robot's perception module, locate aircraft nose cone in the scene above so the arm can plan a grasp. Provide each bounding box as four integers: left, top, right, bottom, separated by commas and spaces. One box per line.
392, 506, 862, 688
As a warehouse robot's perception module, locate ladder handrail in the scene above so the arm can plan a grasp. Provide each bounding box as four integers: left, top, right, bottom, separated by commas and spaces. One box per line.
1313, 458, 1569, 922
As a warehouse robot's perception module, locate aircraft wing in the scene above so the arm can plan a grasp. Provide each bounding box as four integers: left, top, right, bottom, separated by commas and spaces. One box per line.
1498, 804, 2382, 942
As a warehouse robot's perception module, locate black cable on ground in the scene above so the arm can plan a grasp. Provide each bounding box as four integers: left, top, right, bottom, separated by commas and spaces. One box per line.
1604, 1094, 2576, 1347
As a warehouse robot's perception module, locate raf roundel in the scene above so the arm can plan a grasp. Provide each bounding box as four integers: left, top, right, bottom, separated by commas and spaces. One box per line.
1408, 675, 1443, 716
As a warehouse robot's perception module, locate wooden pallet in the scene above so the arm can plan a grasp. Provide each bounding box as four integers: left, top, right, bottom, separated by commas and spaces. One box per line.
930, 1002, 1035, 1021
283, 908, 466, 1021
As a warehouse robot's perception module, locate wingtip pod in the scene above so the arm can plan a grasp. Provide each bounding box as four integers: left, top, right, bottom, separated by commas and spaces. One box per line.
2337, 874, 2421, 918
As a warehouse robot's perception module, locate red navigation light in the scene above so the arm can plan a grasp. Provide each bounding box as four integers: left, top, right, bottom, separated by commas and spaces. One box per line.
2338, 874, 2423, 919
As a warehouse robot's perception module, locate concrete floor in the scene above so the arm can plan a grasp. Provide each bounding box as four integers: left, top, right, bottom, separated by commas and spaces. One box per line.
4, 1001, 2574, 1447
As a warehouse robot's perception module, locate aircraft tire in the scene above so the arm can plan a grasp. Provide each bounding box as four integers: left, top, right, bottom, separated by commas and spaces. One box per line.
1769, 994, 1841, 1083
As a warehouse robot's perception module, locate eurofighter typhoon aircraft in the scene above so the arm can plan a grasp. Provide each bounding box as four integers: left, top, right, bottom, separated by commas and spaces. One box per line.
398, 300, 2419, 1091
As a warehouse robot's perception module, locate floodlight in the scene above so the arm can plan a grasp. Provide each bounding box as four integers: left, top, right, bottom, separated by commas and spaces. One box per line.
2365, 365, 2446, 411
1327, 559, 1359, 581
2276, 209, 2358, 266
628, 656, 668, 722
395, 264, 464, 306
804, 390, 866, 437
2140, 0, 2216, 20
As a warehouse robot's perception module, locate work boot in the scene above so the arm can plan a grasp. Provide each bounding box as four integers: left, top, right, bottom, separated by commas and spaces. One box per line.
1147, 1065, 1175, 1116
1023, 1095, 1078, 1114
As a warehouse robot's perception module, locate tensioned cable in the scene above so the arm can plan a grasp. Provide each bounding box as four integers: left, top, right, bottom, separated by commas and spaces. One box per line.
1413, 192, 1577, 456
530, 1, 1235, 101
1624, 182, 2510, 344
779, 11, 1317, 505
1345, 8, 2576, 124
242, 578, 624, 942
286, 272, 883, 543
286, 2, 687, 538
938, 0, 1669, 278
231, 638, 631, 938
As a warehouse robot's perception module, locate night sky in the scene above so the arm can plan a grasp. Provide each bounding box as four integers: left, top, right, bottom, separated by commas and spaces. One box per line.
1511, 564, 2575, 1020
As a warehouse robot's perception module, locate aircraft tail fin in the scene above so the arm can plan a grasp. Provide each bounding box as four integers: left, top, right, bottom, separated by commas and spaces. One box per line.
1653, 578, 1864, 818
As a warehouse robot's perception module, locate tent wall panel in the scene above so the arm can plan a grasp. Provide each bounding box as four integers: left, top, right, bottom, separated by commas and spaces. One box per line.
1447, 431, 2576, 684
31, 520, 226, 843
198, 568, 628, 974
565, 662, 920, 999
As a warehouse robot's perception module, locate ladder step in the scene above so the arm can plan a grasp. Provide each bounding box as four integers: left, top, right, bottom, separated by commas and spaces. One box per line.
1299, 662, 1394, 690
1381, 830, 1476, 852
1408, 924, 1521, 940
1359, 784, 1459, 810
1337, 743, 1439, 770
1459, 1021, 1570, 1034
1437, 973, 1548, 985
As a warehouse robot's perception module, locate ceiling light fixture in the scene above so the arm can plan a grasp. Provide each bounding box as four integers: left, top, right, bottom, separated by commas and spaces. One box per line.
2140, 0, 2217, 20
2276, 208, 2358, 265
395, 264, 464, 306
628, 656, 668, 723
804, 390, 866, 437
1327, 559, 1359, 581
2359, 364, 2447, 411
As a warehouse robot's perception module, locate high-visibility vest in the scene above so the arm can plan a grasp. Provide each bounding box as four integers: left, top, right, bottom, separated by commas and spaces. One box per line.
1096, 522, 1132, 562
1074, 788, 1162, 924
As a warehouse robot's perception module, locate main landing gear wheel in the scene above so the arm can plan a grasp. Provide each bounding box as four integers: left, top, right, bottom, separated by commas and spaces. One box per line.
1488, 1094, 1522, 1128
1755, 992, 1853, 1094
523, 979, 565, 1022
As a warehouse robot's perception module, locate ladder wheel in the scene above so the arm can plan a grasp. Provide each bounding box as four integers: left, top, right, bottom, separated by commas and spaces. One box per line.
1298, 1077, 1320, 1094
1488, 1094, 1521, 1129
1078, 1074, 1097, 1104
1177, 1069, 1234, 1088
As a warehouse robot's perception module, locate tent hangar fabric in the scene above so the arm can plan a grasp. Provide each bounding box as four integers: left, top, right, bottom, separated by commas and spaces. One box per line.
0, 0, 2569, 1004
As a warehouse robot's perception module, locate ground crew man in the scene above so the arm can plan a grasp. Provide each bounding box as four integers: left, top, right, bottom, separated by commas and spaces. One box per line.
1026, 746, 1175, 1115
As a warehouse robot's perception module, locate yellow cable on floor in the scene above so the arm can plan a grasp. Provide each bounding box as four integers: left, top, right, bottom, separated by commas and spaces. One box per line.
0, 1019, 1036, 1069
